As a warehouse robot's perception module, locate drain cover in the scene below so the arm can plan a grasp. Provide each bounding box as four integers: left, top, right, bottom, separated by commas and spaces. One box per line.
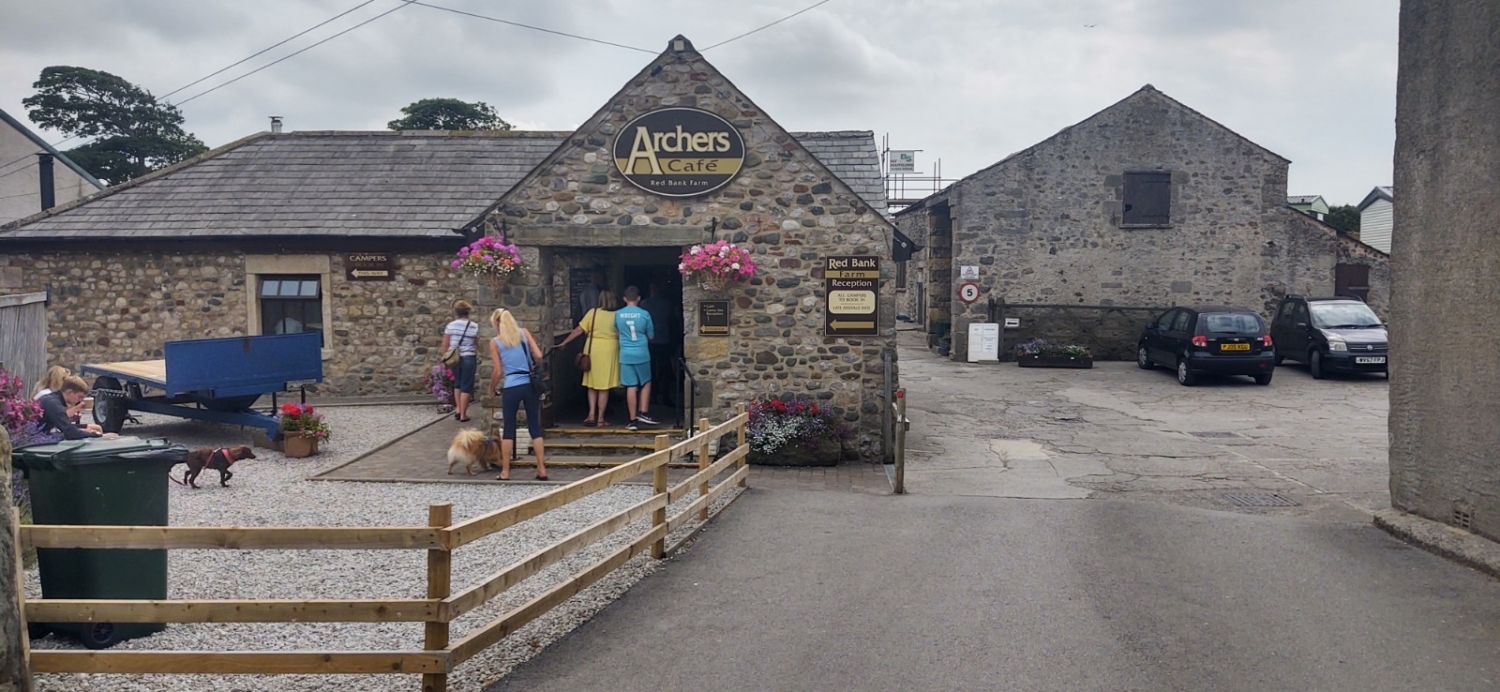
1221, 491, 1300, 507
1190, 431, 1244, 439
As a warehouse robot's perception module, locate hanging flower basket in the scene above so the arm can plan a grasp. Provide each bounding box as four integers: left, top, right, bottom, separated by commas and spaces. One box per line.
679, 240, 756, 292
451, 236, 524, 287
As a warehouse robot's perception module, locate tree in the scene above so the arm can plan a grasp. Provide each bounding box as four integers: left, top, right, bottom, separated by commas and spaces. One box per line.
22, 66, 208, 186
1325, 204, 1361, 236
387, 98, 511, 131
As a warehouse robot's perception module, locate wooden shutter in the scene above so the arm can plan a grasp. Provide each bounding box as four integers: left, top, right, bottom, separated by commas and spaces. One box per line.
1123, 172, 1171, 225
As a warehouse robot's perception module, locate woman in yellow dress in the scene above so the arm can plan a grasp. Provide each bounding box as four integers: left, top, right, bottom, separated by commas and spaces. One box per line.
557, 289, 620, 426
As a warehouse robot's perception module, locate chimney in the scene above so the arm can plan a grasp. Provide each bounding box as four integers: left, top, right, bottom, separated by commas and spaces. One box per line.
269, 116, 283, 134
37, 153, 55, 211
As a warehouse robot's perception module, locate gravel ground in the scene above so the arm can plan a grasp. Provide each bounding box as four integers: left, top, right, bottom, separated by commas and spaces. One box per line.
24, 404, 738, 692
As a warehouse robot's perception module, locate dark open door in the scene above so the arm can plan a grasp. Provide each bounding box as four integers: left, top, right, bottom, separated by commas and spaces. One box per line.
1335, 264, 1370, 301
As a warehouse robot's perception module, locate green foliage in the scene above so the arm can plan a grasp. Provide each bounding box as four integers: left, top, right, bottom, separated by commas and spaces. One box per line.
1325, 204, 1361, 235
22, 66, 208, 185
388, 98, 512, 131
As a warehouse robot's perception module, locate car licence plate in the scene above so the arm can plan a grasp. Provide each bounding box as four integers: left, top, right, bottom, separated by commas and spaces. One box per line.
1220, 343, 1251, 351
1355, 356, 1386, 364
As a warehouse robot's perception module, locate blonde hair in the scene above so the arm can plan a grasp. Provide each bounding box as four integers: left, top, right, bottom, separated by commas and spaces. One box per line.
491, 308, 522, 348
595, 289, 617, 311
34, 366, 70, 397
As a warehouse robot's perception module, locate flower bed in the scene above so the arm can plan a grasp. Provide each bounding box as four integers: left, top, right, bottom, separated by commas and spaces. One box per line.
1015, 338, 1094, 369
745, 396, 851, 466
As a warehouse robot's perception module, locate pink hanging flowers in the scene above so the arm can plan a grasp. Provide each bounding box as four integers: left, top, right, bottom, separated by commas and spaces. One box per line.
679, 239, 756, 291
451, 236, 525, 283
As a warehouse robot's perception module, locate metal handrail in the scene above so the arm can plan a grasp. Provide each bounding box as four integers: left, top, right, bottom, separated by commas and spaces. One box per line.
677, 356, 696, 430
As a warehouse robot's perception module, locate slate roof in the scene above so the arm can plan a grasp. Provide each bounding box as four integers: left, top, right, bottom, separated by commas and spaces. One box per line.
1357, 185, 1393, 211
1287, 195, 1323, 205
0, 129, 887, 241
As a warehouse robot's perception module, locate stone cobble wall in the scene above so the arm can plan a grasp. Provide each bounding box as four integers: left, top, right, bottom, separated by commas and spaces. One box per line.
0, 248, 487, 397
478, 49, 897, 458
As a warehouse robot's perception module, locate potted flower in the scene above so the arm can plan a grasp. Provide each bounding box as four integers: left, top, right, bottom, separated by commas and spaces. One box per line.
679, 239, 756, 291
451, 235, 525, 290
277, 403, 331, 458
424, 365, 456, 414
1015, 338, 1094, 369
745, 395, 852, 466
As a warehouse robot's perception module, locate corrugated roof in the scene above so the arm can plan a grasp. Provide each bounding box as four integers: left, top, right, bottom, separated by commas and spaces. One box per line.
0, 129, 887, 241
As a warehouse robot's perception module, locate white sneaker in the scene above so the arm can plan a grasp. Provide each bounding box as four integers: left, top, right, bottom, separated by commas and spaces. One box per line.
637, 414, 660, 425
626, 420, 639, 431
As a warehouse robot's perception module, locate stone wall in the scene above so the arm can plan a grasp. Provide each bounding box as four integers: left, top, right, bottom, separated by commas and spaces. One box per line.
898, 87, 1391, 361
476, 44, 897, 458
0, 246, 491, 397
1389, 1, 1500, 538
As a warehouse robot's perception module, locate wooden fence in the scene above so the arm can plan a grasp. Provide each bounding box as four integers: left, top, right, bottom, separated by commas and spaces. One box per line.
17, 408, 750, 691
0, 291, 48, 391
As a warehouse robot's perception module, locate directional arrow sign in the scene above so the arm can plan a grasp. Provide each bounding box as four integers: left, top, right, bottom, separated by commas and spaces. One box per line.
825, 255, 880, 336
828, 320, 876, 330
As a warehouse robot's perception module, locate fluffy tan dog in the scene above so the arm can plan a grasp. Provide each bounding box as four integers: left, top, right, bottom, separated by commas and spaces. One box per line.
446, 429, 500, 476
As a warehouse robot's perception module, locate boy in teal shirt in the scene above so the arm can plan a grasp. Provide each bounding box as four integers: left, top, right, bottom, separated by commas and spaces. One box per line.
615, 286, 657, 428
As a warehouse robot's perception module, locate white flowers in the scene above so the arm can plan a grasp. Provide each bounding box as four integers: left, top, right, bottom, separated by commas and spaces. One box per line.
690, 247, 702, 255
730, 262, 740, 270
678, 262, 687, 271
718, 247, 730, 257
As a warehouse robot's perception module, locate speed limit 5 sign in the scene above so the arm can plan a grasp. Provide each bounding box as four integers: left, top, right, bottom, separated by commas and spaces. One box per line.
958, 282, 981, 304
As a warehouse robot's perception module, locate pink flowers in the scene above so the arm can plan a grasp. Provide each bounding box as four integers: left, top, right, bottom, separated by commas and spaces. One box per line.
1, 369, 42, 435
278, 402, 331, 441
453, 236, 524, 280
679, 240, 756, 289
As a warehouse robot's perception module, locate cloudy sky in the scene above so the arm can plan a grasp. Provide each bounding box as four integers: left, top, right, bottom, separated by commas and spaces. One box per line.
0, 0, 1398, 205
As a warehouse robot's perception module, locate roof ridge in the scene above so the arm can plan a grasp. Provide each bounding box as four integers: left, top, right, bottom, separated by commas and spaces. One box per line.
0, 106, 106, 190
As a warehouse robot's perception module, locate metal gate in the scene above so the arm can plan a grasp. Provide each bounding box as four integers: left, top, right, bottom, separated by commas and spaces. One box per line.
0, 291, 48, 389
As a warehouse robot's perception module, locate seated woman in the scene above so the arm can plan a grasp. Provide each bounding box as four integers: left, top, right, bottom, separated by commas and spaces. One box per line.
39, 376, 113, 440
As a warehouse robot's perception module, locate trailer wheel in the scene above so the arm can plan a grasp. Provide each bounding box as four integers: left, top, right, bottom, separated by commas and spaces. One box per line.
91, 376, 128, 434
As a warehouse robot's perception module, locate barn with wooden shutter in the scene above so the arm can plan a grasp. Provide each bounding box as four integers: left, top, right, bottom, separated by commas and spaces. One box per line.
892, 85, 1388, 362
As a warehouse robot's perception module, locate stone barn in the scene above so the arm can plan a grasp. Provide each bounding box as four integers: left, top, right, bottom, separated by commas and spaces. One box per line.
894, 85, 1388, 362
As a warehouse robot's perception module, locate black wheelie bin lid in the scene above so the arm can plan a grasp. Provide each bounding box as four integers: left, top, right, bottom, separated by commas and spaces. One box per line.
12, 436, 188, 473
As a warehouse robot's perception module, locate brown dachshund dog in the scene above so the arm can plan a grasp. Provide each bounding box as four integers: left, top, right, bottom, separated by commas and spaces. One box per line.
171, 446, 256, 488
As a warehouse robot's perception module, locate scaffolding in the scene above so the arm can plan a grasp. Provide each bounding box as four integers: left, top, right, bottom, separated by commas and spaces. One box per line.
882, 134, 961, 214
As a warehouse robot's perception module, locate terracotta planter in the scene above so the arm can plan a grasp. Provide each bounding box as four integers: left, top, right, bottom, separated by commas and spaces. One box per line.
748, 438, 842, 467
282, 434, 320, 458
1017, 353, 1094, 369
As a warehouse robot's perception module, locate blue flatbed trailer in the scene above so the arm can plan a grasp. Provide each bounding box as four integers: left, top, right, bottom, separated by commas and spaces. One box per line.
80, 332, 323, 436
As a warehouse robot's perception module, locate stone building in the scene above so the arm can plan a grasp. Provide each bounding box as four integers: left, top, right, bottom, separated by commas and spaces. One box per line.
1388, 1, 1500, 539
894, 86, 1389, 362
0, 36, 897, 457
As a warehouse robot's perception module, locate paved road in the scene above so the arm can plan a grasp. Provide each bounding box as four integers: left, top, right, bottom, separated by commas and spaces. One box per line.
490, 489, 1500, 691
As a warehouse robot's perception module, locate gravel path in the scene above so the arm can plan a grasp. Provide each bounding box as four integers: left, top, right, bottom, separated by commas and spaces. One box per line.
25, 404, 736, 691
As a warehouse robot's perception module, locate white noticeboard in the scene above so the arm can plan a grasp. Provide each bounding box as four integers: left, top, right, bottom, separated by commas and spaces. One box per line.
960, 265, 980, 280
968, 323, 1000, 363
890, 150, 916, 174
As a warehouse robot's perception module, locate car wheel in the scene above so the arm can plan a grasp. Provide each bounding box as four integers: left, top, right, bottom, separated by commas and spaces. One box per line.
1309, 350, 1326, 380
1177, 357, 1197, 386
1254, 372, 1273, 386
1137, 346, 1154, 370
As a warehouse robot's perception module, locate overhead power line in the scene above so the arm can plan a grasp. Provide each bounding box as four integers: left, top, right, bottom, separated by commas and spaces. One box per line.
405, 1, 654, 53
702, 0, 835, 51
174, 0, 414, 107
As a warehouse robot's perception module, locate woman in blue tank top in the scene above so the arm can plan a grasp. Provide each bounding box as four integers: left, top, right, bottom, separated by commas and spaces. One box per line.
487, 309, 549, 481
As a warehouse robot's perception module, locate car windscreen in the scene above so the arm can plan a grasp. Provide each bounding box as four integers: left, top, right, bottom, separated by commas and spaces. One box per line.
1310, 302, 1382, 329
1201, 312, 1264, 334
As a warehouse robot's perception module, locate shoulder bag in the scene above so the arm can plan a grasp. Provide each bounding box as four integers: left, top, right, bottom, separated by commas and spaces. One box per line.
574, 310, 596, 372
524, 332, 550, 396
440, 320, 472, 368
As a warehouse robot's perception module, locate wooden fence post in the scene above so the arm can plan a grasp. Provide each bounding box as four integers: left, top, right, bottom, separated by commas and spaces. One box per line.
696, 418, 712, 521
736, 403, 748, 488
422, 503, 453, 692
651, 435, 671, 559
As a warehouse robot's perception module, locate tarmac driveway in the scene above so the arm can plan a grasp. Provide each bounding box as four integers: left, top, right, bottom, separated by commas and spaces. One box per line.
897, 331, 1390, 522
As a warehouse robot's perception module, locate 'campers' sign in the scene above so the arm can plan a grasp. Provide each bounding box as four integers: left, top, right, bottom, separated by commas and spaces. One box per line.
613, 107, 745, 198
346, 253, 395, 281
824, 256, 879, 336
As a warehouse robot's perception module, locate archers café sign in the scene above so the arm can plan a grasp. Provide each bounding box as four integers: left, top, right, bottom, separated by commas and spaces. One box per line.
613, 107, 746, 198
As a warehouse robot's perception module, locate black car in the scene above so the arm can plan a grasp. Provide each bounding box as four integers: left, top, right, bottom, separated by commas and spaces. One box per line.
1269, 296, 1388, 378
1137, 306, 1276, 386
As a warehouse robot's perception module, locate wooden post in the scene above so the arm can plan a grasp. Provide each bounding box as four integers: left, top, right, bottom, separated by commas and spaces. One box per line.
736, 402, 748, 488
421, 503, 453, 692
696, 418, 712, 521
651, 435, 671, 559
0, 428, 32, 692
894, 389, 907, 495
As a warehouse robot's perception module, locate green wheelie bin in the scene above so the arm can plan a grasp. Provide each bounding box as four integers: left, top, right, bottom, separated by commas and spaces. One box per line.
13, 436, 188, 649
